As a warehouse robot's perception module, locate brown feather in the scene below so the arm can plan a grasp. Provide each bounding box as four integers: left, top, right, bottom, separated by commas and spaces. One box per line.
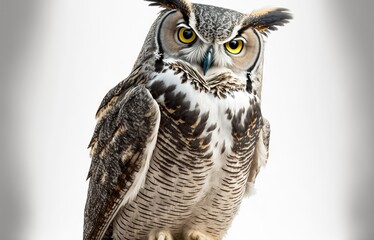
84, 85, 160, 240
241, 8, 293, 35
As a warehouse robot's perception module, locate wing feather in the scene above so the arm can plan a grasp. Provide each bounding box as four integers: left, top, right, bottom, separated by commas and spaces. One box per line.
245, 118, 270, 196
84, 85, 160, 240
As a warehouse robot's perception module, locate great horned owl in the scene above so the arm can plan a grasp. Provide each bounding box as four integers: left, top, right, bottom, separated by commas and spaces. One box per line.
84, 0, 291, 239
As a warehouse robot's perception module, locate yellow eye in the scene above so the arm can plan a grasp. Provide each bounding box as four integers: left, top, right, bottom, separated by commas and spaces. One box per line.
225, 39, 244, 54
178, 27, 196, 44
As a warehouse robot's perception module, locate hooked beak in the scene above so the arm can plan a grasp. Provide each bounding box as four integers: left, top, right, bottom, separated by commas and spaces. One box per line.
202, 46, 213, 76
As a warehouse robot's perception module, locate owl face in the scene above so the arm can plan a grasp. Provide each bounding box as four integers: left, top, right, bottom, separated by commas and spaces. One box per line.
157, 8, 262, 77
141, 0, 291, 91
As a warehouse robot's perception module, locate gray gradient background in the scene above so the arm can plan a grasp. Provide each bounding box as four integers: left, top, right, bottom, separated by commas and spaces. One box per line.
0, 0, 372, 239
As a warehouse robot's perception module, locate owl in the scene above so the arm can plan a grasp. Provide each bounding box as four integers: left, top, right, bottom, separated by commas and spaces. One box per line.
84, 0, 291, 239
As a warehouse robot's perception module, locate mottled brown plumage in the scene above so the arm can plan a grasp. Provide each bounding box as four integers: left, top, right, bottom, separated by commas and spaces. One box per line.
84, 1, 291, 239
85, 85, 160, 239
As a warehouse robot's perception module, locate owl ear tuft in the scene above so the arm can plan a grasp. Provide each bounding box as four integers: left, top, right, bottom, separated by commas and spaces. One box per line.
145, 0, 192, 20
243, 8, 292, 36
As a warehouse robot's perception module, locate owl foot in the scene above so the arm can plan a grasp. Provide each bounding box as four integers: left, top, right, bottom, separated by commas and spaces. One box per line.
184, 229, 212, 240
148, 230, 174, 240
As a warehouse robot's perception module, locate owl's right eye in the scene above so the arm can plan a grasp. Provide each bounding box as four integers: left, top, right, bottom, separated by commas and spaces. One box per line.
177, 27, 197, 44
225, 39, 244, 55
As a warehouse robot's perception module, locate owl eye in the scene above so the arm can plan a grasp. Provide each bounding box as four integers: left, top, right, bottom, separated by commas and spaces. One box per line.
225, 39, 244, 55
177, 27, 197, 44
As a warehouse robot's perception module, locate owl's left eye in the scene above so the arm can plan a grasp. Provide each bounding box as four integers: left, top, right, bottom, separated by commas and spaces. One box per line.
225, 39, 244, 55
178, 27, 197, 44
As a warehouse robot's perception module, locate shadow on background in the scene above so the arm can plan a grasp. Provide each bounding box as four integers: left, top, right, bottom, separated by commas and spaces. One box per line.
333, 0, 374, 239
0, 0, 39, 239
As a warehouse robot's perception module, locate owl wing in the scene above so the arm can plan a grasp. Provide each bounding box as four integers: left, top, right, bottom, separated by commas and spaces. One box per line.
84, 84, 160, 240
245, 117, 270, 195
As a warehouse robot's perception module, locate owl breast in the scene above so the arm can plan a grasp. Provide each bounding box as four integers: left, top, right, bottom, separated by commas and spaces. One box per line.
112, 62, 262, 239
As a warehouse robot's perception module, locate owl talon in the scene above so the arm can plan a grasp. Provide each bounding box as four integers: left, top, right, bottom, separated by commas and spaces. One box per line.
184, 230, 212, 240
148, 230, 173, 240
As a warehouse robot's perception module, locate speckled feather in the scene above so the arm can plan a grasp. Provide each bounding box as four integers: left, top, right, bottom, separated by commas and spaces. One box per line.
84, 85, 160, 239
191, 4, 244, 42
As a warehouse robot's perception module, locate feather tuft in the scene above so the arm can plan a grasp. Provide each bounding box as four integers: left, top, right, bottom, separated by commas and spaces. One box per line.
242, 8, 292, 35
145, 0, 192, 20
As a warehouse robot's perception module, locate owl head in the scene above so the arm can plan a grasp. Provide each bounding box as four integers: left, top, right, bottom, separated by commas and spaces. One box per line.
135, 0, 292, 93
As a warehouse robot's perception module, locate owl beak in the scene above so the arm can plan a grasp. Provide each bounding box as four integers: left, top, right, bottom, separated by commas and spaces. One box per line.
202, 46, 214, 76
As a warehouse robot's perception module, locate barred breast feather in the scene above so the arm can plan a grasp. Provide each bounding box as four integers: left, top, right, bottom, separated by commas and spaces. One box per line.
109, 60, 264, 239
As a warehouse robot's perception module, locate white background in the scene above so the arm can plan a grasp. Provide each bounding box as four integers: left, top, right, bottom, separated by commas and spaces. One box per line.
0, 0, 372, 239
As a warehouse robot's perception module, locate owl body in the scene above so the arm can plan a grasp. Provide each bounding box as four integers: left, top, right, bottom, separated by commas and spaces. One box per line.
111, 59, 261, 239
84, 1, 291, 240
